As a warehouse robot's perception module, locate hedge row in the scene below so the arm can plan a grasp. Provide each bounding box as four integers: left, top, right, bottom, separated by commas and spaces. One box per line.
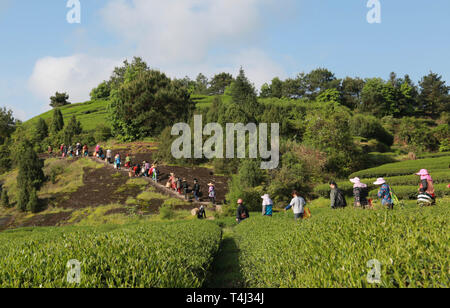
369, 184, 450, 200
349, 156, 450, 179
314, 171, 450, 198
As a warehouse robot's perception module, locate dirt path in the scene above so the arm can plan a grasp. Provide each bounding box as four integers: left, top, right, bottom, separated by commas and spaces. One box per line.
90, 156, 225, 208
204, 227, 245, 288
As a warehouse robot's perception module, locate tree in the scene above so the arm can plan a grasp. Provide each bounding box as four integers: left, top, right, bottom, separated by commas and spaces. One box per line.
303, 103, 363, 175
270, 77, 283, 98
229, 68, 261, 123
50, 92, 70, 108
260, 83, 272, 98
305, 68, 340, 99
35, 118, 48, 141
109, 57, 149, 91
16, 140, 45, 212
419, 72, 450, 116
209, 73, 233, 95
109, 69, 193, 141
1, 188, 9, 208
64, 116, 83, 144
90, 81, 111, 100
341, 77, 365, 110
282, 74, 307, 99
194, 73, 209, 95
0, 142, 11, 174
50, 108, 64, 134
360, 78, 395, 117
0, 107, 16, 145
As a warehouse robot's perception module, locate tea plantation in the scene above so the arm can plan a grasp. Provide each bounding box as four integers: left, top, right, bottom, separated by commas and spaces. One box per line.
315, 155, 450, 200
0, 220, 221, 288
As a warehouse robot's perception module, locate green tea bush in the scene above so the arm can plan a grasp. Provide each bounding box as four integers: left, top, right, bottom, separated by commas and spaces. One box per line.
369, 183, 450, 200
350, 156, 450, 179
234, 206, 449, 288
0, 220, 221, 288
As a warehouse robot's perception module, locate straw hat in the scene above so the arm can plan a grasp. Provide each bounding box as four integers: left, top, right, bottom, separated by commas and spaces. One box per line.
373, 178, 386, 185
208, 182, 214, 186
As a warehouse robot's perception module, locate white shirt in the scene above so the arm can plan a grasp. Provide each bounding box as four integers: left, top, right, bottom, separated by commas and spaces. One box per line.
290, 196, 306, 214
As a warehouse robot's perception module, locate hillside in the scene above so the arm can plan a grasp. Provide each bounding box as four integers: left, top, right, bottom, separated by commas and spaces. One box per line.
25, 99, 110, 131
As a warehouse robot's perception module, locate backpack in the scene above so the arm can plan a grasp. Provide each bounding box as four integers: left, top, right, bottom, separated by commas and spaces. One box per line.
336, 189, 347, 208
389, 187, 401, 207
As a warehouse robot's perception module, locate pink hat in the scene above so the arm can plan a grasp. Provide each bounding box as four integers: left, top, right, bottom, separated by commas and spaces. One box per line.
350, 177, 361, 184
350, 177, 367, 188
415, 169, 429, 176
237, 199, 243, 204
373, 178, 386, 185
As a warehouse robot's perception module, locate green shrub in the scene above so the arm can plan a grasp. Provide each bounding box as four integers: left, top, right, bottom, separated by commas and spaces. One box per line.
234, 206, 450, 288
369, 184, 450, 200
1, 189, 9, 208
159, 205, 176, 220
350, 156, 450, 179
0, 220, 221, 288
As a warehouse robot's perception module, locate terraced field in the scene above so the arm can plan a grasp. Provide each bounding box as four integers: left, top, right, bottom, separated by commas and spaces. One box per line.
315, 154, 450, 200
0, 220, 221, 288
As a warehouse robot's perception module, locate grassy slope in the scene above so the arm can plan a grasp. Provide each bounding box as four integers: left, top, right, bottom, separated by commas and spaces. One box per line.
25, 99, 110, 131
315, 154, 450, 199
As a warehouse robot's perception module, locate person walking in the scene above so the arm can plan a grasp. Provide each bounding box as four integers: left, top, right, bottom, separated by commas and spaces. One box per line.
330, 181, 347, 209
285, 191, 306, 220
415, 169, 436, 205
236, 199, 249, 224
182, 178, 189, 200
106, 149, 113, 164
374, 178, 394, 210
115, 154, 121, 170
208, 183, 216, 205
83, 145, 89, 157
261, 194, 273, 217
193, 179, 201, 201
350, 177, 369, 208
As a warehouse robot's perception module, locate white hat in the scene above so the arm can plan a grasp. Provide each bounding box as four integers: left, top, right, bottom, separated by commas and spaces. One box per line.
373, 178, 386, 185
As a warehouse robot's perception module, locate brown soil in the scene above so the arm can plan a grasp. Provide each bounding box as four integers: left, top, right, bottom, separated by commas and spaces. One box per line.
17, 211, 73, 228
55, 167, 142, 209
104, 149, 229, 204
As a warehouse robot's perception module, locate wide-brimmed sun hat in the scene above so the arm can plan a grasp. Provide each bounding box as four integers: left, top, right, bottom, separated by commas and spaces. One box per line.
416, 169, 429, 176
373, 178, 386, 185
208, 182, 214, 186
261, 194, 270, 199
350, 177, 361, 184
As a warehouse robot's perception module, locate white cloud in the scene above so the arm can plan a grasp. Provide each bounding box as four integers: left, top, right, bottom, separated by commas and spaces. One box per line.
101, 0, 267, 65
26, 0, 291, 116
28, 54, 121, 109
99, 0, 288, 89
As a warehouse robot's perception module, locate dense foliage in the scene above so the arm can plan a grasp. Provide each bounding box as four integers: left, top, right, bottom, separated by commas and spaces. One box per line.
0, 220, 221, 287
234, 206, 449, 288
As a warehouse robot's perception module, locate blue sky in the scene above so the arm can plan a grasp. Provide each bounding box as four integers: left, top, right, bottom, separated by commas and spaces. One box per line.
0, 0, 449, 120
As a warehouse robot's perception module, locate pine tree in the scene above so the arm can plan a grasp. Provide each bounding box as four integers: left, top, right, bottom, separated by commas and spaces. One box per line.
51, 108, 64, 134
16, 141, 44, 212
27, 188, 39, 213
1, 188, 9, 208
35, 118, 49, 141
64, 116, 83, 144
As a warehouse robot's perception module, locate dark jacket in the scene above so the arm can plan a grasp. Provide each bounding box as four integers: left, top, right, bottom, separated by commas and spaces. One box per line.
353, 187, 369, 206
236, 204, 250, 221
193, 183, 200, 193
331, 188, 347, 209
